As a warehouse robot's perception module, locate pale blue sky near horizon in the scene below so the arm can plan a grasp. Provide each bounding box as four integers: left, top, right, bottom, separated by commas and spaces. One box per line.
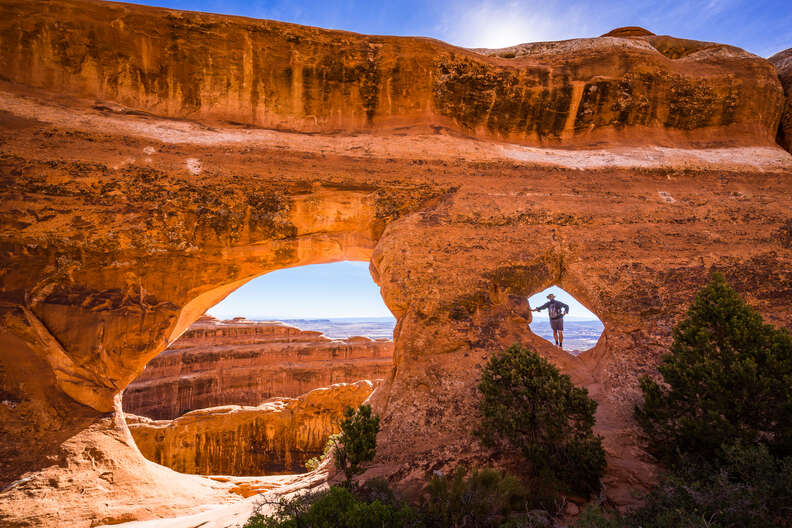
127, 0, 790, 57
207, 261, 394, 319
528, 286, 599, 321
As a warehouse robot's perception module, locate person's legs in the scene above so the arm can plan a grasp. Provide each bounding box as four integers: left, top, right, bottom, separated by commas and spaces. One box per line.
550, 318, 564, 347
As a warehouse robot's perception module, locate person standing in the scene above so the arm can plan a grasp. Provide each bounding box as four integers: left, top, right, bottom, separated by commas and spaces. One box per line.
533, 293, 569, 348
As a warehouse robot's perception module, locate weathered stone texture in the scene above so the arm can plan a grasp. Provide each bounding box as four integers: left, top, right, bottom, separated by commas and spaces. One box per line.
123, 316, 392, 420
127, 381, 373, 475
0, 0, 784, 145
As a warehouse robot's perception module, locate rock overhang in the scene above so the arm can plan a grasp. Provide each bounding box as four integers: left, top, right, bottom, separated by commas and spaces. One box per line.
0, 0, 786, 148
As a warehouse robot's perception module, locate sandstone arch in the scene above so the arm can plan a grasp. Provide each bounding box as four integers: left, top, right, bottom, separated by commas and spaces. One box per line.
1, 1, 792, 525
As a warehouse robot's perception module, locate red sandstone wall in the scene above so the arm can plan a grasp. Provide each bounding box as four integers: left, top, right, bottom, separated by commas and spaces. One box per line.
127, 381, 374, 475
122, 316, 393, 419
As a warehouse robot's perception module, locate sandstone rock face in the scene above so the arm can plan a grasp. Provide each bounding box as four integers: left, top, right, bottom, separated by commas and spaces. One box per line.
1, 1, 791, 526
770, 48, 792, 152
123, 316, 392, 420
0, 395, 244, 527
0, 0, 784, 147
127, 381, 373, 475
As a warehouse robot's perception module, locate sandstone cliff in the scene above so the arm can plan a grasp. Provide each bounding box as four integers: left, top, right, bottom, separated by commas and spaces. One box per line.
1, 1, 791, 526
123, 316, 392, 420
770, 48, 792, 153
127, 381, 373, 475
0, 1, 784, 147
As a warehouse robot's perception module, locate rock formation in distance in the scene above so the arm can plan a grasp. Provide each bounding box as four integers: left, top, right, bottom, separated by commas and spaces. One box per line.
123, 316, 392, 420
127, 381, 374, 475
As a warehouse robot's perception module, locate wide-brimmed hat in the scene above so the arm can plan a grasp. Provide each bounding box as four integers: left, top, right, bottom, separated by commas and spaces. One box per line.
547, 293, 555, 299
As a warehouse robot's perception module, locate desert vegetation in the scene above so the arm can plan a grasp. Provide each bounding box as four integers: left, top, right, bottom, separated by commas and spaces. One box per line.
246, 347, 608, 527
248, 275, 792, 527
575, 274, 792, 527
477, 345, 606, 499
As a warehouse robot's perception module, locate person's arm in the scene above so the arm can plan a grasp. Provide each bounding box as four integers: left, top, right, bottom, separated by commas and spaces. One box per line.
534, 302, 550, 311
560, 301, 570, 314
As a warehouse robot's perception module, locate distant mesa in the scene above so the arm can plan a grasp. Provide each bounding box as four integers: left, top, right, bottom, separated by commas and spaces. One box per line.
601, 26, 655, 38
123, 316, 393, 420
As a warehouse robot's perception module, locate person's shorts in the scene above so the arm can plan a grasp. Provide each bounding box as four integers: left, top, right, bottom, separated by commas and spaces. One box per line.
550, 317, 564, 331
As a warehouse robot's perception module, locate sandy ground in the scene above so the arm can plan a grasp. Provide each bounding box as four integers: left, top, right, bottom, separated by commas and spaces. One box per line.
101, 474, 315, 528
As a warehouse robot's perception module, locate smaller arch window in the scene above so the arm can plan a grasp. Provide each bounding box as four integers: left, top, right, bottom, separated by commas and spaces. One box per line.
528, 286, 603, 355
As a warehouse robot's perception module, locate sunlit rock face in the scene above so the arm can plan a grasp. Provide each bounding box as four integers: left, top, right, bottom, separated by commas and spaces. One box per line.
1, 0, 791, 526
123, 316, 393, 420
127, 381, 373, 475
770, 48, 792, 153
0, 1, 784, 146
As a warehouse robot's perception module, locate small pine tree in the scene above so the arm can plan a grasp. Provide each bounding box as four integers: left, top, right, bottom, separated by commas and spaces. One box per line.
635, 273, 792, 466
334, 404, 381, 481
477, 345, 606, 497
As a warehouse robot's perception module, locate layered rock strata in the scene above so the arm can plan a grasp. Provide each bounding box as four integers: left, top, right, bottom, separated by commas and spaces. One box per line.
0, 1, 784, 146
1, 1, 791, 526
127, 381, 374, 475
770, 48, 792, 152
123, 316, 392, 420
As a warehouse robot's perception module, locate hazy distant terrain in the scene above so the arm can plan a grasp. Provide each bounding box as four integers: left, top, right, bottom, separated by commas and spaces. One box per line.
263, 317, 603, 352
530, 319, 604, 353
266, 317, 397, 339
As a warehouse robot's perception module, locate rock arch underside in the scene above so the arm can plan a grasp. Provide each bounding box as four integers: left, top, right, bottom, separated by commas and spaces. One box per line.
1, 0, 791, 525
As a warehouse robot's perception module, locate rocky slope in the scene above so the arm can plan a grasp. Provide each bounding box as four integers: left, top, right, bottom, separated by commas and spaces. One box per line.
770, 48, 792, 152
1, 1, 791, 526
127, 381, 373, 475
123, 316, 392, 420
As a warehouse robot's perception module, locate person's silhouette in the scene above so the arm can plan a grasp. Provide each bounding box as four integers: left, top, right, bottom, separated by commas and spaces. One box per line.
533, 293, 569, 348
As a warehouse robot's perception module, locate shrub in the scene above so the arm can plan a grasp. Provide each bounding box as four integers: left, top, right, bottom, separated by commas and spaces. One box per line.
570, 506, 622, 528
243, 485, 423, 528
570, 446, 792, 528
334, 404, 380, 481
477, 345, 606, 497
420, 466, 535, 527
244, 469, 558, 528
635, 273, 792, 467
305, 433, 341, 472
624, 444, 792, 528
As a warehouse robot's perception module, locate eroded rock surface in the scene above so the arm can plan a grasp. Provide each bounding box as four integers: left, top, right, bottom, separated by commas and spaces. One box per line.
127, 381, 373, 475
0, 0, 784, 146
0, 395, 243, 527
123, 316, 392, 419
1, 0, 791, 526
770, 48, 792, 153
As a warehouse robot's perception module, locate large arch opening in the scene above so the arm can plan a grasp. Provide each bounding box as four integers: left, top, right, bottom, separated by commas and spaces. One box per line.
122, 261, 395, 477
528, 285, 604, 355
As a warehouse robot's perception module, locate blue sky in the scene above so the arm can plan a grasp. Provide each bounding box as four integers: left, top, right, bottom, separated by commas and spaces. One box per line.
528, 286, 598, 321
130, 0, 790, 57
208, 261, 394, 319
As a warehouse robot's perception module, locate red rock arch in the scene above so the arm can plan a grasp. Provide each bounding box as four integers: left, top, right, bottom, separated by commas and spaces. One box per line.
1, 1, 791, 525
